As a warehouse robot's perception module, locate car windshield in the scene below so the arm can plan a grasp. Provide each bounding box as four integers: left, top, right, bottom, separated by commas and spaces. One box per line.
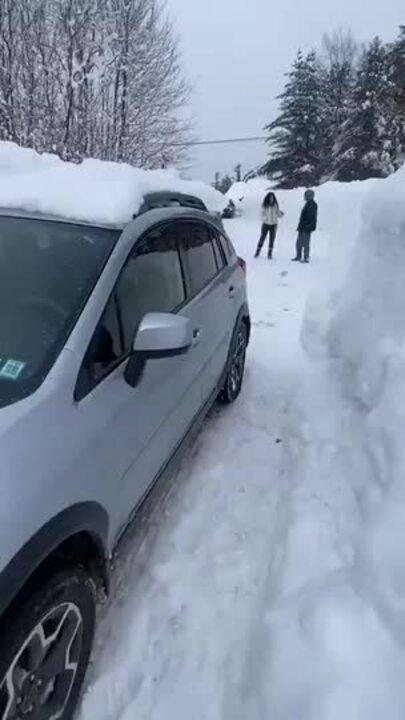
0, 215, 119, 407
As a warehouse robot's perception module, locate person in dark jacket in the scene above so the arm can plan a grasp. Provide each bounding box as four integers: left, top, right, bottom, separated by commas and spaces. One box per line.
292, 189, 318, 263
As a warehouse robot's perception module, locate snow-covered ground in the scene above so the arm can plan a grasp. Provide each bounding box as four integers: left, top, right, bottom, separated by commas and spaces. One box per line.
79, 170, 405, 720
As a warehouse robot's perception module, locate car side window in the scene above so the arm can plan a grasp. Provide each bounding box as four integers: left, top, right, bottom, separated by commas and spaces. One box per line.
116, 226, 186, 350
219, 233, 235, 263
76, 225, 186, 399
181, 222, 219, 297
211, 230, 227, 270
76, 294, 123, 399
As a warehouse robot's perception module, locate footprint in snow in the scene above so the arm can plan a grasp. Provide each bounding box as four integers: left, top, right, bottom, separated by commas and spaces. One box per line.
252, 320, 275, 329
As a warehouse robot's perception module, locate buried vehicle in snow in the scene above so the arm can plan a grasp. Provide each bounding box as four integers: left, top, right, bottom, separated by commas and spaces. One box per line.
0, 192, 250, 720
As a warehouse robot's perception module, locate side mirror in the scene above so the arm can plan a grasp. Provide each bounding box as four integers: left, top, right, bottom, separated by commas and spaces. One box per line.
134, 312, 193, 357
124, 313, 193, 387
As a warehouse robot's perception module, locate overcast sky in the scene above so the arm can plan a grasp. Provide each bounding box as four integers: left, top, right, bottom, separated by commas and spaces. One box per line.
166, 0, 404, 182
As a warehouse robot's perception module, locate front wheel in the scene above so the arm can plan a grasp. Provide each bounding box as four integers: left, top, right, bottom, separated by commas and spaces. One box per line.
0, 567, 96, 720
219, 321, 248, 404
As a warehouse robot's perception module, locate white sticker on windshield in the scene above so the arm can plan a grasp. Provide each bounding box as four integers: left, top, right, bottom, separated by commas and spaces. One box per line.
0, 359, 26, 380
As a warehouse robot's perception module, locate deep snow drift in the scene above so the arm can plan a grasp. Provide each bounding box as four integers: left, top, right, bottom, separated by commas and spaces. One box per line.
76, 168, 405, 719
266, 165, 405, 720
0, 142, 225, 226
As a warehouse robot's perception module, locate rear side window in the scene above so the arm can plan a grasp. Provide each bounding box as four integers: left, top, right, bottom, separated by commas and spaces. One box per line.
220, 234, 236, 263
181, 222, 219, 296
211, 231, 227, 270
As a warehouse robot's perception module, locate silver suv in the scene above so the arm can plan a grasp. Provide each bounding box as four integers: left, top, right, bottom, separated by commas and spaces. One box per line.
0, 196, 250, 720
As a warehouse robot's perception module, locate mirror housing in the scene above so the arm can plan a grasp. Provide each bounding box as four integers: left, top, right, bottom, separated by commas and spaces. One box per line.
124, 313, 193, 388
134, 312, 193, 357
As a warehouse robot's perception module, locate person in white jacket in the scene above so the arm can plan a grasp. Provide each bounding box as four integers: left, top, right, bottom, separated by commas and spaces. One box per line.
255, 192, 284, 259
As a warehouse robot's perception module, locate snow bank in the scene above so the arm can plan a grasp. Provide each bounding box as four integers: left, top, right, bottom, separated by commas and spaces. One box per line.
0, 142, 225, 226
261, 164, 405, 718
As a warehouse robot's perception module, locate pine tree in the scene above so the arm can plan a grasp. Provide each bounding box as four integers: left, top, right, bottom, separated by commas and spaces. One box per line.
334, 37, 398, 181
390, 26, 405, 101
320, 31, 357, 179
388, 26, 405, 162
262, 50, 325, 188
251, 28, 405, 185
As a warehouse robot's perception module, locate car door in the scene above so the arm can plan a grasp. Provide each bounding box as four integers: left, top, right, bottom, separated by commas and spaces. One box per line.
178, 220, 235, 402
74, 222, 202, 537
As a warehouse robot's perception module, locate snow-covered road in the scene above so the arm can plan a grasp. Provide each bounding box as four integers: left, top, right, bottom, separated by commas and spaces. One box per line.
78, 218, 330, 720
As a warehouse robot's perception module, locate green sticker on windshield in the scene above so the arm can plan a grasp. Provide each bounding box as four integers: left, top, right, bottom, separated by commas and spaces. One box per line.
0, 359, 26, 380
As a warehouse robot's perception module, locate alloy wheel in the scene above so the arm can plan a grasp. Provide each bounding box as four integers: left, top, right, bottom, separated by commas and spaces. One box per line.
227, 326, 247, 400
0, 603, 83, 720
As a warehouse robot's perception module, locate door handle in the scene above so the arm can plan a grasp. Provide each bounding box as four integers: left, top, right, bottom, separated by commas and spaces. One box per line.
192, 328, 202, 346
228, 285, 235, 298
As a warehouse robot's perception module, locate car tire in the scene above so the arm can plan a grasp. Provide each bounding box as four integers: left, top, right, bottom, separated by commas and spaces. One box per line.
0, 567, 96, 720
219, 320, 248, 404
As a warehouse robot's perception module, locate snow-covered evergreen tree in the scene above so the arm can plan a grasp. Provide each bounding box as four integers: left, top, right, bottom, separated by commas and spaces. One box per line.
390, 26, 405, 100
320, 30, 357, 180
333, 37, 399, 181
254, 28, 405, 186
388, 26, 405, 165
262, 51, 325, 188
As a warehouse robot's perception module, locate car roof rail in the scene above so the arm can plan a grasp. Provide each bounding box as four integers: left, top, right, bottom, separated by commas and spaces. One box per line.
135, 191, 208, 218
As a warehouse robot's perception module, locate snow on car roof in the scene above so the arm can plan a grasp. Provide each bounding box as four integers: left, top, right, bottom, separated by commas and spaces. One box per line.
0, 142, 225, 228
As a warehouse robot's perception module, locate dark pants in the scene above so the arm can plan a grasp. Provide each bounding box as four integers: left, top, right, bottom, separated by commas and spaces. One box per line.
255, 224, 277, 257
296, 231, 311, 261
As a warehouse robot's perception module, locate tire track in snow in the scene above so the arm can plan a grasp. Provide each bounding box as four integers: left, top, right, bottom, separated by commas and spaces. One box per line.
220, 376, 303, 720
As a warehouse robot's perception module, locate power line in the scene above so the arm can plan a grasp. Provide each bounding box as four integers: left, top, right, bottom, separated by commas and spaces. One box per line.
172, 135, 267, 147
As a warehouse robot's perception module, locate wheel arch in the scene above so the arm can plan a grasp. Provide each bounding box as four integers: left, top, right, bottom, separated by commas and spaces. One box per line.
0, 503, 109, 620
234, 302, 251, 345
240, 305, 251, 345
